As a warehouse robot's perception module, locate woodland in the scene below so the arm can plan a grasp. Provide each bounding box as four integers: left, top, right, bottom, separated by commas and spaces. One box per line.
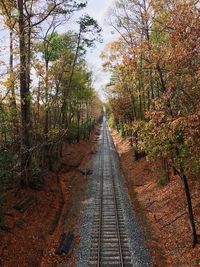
0, 0, 199, 266
102, 0, 200, 248
0, 0, 102, 228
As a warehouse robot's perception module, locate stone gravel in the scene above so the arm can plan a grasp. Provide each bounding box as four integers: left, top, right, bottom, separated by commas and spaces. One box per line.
109, 128, 152, 267
76, 123, 152, 267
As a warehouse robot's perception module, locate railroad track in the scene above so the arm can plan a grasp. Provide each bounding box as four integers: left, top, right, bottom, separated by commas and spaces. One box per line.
89, 121, 133, 267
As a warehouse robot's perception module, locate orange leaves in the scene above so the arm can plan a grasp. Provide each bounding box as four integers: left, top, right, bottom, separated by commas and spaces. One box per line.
105, 0, 200, 177
168, 1, 200, 70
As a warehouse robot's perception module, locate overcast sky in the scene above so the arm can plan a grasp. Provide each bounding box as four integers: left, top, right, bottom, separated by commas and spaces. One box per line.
0, 0, 117, 100
80, 0, 116, 100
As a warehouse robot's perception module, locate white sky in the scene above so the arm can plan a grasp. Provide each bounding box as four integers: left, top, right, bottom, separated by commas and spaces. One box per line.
53, 0, 117, 100
0, 0, 117, 101
75, 0, 117, 100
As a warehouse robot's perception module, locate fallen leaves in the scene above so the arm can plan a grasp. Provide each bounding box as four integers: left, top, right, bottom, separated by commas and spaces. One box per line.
112, 130, 200, 267
0, 128, 99, 267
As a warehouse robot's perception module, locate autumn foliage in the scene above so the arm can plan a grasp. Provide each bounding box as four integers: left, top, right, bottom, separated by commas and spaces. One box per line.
0, 0, 102, 226
103, 0, 200, 246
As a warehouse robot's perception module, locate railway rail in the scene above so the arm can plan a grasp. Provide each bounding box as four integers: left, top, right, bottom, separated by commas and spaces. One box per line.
88, 121, 133, 267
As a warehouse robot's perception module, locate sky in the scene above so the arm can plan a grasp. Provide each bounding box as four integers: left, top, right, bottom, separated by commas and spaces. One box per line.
76, 0, 116, 100
0, 0, 117, 101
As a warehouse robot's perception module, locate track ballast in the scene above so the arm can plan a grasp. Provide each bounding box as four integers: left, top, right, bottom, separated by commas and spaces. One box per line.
88, 121, 133, 267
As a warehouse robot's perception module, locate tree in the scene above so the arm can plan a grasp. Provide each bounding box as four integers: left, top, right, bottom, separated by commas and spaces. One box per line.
61, 14, 102, 127
104, 0, 200, 246
16, 0, 86, 185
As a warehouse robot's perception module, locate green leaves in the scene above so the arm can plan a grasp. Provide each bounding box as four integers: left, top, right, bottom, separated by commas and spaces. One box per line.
78, 14, 102, 47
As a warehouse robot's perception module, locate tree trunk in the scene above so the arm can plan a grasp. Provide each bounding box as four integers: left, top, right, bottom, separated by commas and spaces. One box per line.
9, 28, 19, 144
18, 0, 32, 186
77, 110, 80, 143
9, 29, 17, 111
179, 168, 198, 247
44, 61, 49, 135
62, 28, 81, 126
157, 62, 166, 93
162, 157, 169, 182
37, 79, 41, 121
138, 78, 143, 120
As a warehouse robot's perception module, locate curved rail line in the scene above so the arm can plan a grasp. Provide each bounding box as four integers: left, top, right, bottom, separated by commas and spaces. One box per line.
89, 121, 133, 267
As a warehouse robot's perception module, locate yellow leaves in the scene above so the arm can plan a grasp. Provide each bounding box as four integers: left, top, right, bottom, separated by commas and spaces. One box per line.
4, 75, 15, 89
47, 3, 56, 11
170, 117, 185, 131
35, 62, 45, 76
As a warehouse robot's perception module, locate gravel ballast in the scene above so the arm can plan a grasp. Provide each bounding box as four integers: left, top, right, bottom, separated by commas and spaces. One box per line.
76, 122, 152, 267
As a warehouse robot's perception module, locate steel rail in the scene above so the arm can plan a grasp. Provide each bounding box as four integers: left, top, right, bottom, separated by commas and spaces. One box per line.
89, 121, 132, 267
97, 125, 104, 267
105, 122, 124, 267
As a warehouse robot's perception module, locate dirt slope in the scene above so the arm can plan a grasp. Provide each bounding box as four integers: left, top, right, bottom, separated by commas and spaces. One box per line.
111, 129, 200, 267
0, 128, 99, 267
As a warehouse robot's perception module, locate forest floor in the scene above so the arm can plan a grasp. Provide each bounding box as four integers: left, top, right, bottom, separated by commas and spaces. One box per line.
0, 127, 100, 267
111, 129, 200, 267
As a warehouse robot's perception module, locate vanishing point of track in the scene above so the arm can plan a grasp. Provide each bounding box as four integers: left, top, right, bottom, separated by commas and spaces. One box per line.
89, 120, 133, 267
